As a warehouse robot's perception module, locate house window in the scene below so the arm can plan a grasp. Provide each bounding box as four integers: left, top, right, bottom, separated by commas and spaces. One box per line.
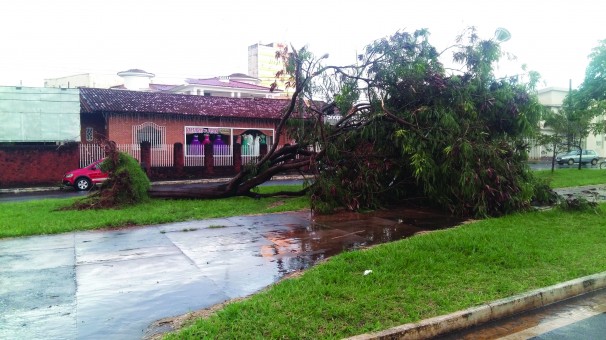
85, 127, 94, 142
133, 122, 165, 148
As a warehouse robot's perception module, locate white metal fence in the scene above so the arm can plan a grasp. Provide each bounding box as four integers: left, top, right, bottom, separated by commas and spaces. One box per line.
241, 144, 260, 165
79, 143, 275, 168
213, 145, 233, 166
79, 144, 170, 168
184, 144, 205, 167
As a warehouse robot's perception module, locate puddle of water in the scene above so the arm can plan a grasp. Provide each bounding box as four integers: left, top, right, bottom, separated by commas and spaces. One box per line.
260, 205, 465, 276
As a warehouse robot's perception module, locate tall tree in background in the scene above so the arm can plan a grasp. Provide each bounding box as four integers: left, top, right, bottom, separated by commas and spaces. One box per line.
540, 39, 606, 171
576, 39, 606, 134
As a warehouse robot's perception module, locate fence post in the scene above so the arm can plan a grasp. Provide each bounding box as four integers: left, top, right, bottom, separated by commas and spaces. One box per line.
174, 143, 184, 175
204, 143, 214, 175
140, 141, 152, 177
233, 143, 242, 173
260, 143, 268, 158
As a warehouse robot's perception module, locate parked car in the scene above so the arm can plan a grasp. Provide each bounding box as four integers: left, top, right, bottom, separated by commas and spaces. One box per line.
555, 149, 600, 165
62, 159, 108, 191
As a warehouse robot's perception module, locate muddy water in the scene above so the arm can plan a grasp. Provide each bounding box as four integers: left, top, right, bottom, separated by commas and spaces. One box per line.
261, 206, 465, 277
0, 206, 464, 340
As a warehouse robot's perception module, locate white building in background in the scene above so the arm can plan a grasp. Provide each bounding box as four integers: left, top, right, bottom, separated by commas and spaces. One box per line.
530, 87, 606, 159
0, 86, 80, 143
44, 73, 122, 89
43, 69, 281, 99
42, 41, 291, 96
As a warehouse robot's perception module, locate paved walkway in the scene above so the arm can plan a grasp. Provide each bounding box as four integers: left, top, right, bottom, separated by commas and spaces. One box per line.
1, 212, 314, 339
553, 184, 606, 203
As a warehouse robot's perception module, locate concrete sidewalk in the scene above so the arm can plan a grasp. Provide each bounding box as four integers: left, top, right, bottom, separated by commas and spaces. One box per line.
0, 212, 314, 339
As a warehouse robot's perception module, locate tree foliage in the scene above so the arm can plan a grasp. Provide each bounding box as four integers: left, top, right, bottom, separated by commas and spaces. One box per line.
576, 39, 606, 134
304, 28, 543, 217
72, 141, 150, 209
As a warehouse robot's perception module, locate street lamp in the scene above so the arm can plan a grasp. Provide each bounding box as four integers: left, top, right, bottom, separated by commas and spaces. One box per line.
493, 27, 511, 43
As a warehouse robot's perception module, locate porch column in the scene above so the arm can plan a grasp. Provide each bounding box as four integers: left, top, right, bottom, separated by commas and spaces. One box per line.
140, 141, 152, 177
259, 143, 268, 158
204, 143, 214, 175
174, 143, 184, 175
233, 143, 242, 173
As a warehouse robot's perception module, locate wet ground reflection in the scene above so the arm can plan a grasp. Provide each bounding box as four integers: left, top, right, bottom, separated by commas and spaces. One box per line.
259, 206, 465, 277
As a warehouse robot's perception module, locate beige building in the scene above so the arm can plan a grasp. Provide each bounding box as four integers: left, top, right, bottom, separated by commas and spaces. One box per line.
531, 87, 606, 159
248, 42, 290, 96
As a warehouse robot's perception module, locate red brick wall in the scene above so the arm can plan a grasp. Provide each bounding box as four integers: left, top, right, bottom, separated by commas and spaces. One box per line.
80, 114, 107, 143
0, 143, 80, 188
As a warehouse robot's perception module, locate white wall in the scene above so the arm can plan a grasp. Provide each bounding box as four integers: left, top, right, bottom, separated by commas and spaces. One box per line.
0, 86, 81, 142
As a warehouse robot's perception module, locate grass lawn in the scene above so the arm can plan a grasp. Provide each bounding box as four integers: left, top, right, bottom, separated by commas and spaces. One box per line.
0, 185, 308, 238
534, 168, 606, 188
166, 204, 606, 339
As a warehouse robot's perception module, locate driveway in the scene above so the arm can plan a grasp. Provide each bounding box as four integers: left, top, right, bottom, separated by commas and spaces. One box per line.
0, 208, 462, 339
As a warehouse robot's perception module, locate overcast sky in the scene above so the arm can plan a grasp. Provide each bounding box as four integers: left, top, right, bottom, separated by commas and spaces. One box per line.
1, 0, 603, 89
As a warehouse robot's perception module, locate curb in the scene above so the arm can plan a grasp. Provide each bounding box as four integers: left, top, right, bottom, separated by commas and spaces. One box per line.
0, 186, 60, 194
347, 271, 606, 340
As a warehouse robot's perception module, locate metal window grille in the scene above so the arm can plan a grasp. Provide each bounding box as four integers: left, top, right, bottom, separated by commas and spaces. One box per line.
133, 122, 166, 148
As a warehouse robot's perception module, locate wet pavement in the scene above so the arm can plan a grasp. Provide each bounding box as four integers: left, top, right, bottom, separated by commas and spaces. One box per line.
438, 287, 606, 339
0, 206, 462, 339
553, 184, 606, 203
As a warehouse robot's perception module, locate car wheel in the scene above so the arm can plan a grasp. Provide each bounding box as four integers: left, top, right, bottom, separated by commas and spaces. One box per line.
75, 177, 92, 191
591, 159, 598, 165
567, 159, 574, 165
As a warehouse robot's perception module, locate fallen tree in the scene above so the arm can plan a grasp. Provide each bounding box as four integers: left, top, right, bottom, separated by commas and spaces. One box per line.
147, 27, 544, 217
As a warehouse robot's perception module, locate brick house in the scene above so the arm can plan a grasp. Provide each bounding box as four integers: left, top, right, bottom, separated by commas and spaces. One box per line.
78, 88, 298, 172
80, 87, 293, 144
0, 85, 302, 187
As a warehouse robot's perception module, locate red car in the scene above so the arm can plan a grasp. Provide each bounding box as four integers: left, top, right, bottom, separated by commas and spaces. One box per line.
62, 159, 108, 191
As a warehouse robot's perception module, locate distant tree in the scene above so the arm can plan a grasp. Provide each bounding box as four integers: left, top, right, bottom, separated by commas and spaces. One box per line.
539, 39, 606, 171
576, 39, 606, 135
578, 39, 606, 105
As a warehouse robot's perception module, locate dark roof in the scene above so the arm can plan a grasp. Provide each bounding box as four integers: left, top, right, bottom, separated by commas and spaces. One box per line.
80, 88, 292, 119
229, 73, 256, 79
109, 84, 178, 91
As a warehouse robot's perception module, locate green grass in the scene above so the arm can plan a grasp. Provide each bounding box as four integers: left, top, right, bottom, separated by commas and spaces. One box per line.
0, 185, 308, 238
167, 205, 606, 339
534, 168, 606, 188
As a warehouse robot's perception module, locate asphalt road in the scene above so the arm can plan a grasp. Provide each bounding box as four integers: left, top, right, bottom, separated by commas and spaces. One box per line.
0, 179, 304, 203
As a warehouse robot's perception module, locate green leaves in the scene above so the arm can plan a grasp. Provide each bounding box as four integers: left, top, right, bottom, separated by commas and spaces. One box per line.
297, 27, 545, 217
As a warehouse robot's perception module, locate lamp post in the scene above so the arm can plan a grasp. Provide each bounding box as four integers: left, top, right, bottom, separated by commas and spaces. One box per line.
493, 27, 511, 43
